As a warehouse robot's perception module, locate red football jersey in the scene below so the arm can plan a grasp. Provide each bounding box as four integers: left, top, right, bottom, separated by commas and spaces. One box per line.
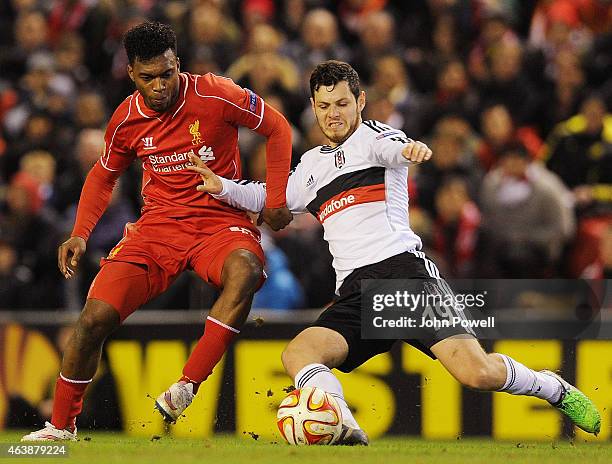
101, 72, 281, 221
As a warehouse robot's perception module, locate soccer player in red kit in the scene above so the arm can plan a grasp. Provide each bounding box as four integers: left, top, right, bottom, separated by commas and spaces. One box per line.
22, 22, 292, 441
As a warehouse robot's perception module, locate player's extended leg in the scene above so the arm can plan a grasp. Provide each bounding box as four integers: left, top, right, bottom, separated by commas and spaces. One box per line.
431, 336, 601, 435
22, 261, 151, 441
281, 327, 368, 445
155, 249, 263, 422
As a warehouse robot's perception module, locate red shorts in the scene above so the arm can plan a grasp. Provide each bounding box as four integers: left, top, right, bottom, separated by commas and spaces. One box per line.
87, 214, 264, 321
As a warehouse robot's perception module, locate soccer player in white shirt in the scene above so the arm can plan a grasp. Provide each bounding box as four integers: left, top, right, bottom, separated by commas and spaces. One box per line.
188, 61, 600, 444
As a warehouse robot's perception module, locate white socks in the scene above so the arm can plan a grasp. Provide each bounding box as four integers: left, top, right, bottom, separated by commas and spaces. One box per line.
497, 354, 563, 403
294, 363, 360, 429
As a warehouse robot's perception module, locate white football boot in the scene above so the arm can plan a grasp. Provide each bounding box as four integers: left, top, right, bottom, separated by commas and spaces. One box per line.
21, 422, 77, 441
155, 381, 195, 423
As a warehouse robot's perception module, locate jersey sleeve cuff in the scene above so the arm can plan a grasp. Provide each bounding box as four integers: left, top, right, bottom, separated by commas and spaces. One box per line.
211, 177, 230, 199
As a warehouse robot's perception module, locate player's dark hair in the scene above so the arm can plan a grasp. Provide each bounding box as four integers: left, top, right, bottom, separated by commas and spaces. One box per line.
309, 61, 360, 101
123, 22, 177, 65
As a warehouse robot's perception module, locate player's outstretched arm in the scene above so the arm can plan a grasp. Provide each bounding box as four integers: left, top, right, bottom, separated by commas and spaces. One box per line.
370, 124, 433, 167
401, 140, 432, 163
187, 154, 265, 213
187, 153, 306, 215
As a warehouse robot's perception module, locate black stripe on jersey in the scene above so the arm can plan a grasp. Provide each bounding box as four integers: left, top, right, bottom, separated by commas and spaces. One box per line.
234, 179, 263, 185
306, 167, 385, 216
363, 120, 383, 133
363, 120, 393, 134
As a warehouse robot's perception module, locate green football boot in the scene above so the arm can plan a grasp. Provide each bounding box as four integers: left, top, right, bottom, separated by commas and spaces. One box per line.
541, 370, 601, 435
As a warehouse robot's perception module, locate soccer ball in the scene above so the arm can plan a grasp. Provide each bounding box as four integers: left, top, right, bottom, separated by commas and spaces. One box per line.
276, 386, 343, 445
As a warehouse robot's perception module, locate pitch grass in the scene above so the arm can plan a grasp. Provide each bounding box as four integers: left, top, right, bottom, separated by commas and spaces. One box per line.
1, 432, 611, 464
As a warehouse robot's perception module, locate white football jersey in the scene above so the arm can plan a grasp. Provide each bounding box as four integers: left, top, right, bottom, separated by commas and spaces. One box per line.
214, 120, 423, 291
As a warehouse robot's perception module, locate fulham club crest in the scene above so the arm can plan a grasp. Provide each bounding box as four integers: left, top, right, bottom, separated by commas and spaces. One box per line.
334, 150, 345, 169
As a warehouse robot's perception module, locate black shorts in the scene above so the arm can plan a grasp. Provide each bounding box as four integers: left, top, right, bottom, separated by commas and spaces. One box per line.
312, 251, 473, 373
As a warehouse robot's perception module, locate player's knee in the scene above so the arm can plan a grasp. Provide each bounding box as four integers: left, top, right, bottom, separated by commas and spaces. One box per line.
281, 345, 292, 373
281, 340, 301, 376
460, 358, 502, 391
461, 368, 494, 390
222, 250, 264, 294
76, 301, 120, 345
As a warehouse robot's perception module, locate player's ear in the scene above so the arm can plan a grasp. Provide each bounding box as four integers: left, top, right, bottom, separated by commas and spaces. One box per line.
127, 64, 135, 82
176, 56, 180, 72
310, 97, 315, 114
357, 91, 366, 113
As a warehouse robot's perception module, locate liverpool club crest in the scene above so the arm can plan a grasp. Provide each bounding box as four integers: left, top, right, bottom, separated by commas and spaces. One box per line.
189, 119, 202, 145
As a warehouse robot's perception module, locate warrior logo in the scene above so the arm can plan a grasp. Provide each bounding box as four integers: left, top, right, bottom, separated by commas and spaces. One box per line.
142, 137, 156, 150
189, 119, 203, 145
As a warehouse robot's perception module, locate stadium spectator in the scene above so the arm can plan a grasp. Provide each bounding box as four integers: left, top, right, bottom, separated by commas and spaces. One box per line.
414, 117, 482, 216
0, 9, 50, 82
367, 55, 424, 136
283, 8, 351, 78
226, 24, 301, 118
543, 94, 612, 216
1, 111, 56, 182
186, 3, 241, 72
335, 0, 388, 41
404, 12, 465, 94
478, 40, 541, 126
529, 0, 594, 58
477, 103, 543, 171
468, 10, 519, 83
0, 239, 26, 308
479, 144, 569, 277
422, 58, 480, 134
17, 150, 56, 210
0, 166, 63, 308
432, 177, 481, 278
240, 0, 276, 32
540, 48, 587, 135
350, 10, 400, 85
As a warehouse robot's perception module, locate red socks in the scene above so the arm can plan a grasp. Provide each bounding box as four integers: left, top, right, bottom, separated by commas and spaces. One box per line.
51, 375, 92, 432
181, 316, 239, 393
50, 316, 238, 430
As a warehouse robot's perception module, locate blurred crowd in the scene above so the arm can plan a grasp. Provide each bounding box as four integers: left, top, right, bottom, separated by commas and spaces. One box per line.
0, 0, 611, 311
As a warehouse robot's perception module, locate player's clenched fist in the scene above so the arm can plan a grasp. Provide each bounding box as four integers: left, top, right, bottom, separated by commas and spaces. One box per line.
402, 140, 432, 163
259, 206, 293, 231
57, 236, 86, 279
187, 154, 223, 194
